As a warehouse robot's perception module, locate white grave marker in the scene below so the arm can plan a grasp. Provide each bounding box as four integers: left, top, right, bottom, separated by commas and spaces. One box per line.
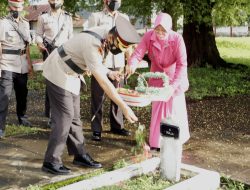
160, 120, 182, 182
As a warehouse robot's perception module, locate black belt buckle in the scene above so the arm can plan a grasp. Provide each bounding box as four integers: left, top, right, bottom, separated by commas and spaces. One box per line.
20, 49, 26, 55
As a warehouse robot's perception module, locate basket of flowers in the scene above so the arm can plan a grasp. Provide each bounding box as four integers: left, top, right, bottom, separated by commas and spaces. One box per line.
117, 87, 151, 107
32, 59, 43, 71
135, 72, 170, 102
117, 72, 170, 106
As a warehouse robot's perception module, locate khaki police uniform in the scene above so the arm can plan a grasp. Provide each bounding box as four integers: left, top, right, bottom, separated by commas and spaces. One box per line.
42, 27, 109, 164
36, 10, 73, 118
86, 8, 129, 134
0, 14, 31, 132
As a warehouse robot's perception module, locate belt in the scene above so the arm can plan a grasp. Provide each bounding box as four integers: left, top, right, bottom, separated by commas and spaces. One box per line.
57, 46, 84, 74
2, 49, 26, 55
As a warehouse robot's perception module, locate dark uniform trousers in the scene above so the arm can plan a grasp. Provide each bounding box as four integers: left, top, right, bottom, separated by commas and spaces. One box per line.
44, 80, 86, 164
0, 70, 28, 130
91, 68, 124, 133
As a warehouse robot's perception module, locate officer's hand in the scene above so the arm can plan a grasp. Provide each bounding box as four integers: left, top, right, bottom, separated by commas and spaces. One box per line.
107, 71, 121, 81
28, 64, 34, 78
125, 64, 137, 79
121, 104, 138, 123
37, 42, 47, 52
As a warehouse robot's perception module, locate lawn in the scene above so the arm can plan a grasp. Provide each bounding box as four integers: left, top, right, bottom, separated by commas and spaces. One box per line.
216, 37, 250, 67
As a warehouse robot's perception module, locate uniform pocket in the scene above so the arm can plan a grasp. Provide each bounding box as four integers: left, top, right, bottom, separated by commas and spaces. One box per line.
44, 21, 53, 30
6, 31, 19, 43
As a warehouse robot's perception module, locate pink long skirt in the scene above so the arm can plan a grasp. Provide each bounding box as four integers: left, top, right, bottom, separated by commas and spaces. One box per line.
149, 93, 190, 148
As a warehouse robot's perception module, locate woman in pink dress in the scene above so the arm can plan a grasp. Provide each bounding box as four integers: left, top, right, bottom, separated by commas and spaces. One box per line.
126, 13, 190, 149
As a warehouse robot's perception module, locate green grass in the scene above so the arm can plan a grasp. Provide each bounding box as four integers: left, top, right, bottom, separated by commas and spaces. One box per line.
216, 37, 250, 67
97, 172, 173, 190
28, 72, 46, 90
27, 169, 105, 190
186, 67, 250, 100
5, 124, 40, 137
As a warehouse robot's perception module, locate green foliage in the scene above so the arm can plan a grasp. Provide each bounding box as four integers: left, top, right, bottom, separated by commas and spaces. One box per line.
30, 45, 42, 60
220, 176, 250, 190
131, 124, 147, 155
0, 1, 7, 17
212, 0, 250, 26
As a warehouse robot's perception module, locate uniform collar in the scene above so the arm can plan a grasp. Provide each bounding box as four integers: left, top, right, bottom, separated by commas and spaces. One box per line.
103, 8, 117, 17
7, 13, 24, 23
49, 9, 63, 16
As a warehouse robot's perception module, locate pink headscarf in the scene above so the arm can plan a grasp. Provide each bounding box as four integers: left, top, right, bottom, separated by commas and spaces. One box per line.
154, 12, 172, 32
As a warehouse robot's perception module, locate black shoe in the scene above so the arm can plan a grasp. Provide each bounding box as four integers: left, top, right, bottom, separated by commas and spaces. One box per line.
150, 147, 160, 152
42, 162, 71, 175
91, 132, 101, 141
47, 118, 52, 128
73, 153, 102, 168
18, 115, 31, 127
110, 128, 131, 136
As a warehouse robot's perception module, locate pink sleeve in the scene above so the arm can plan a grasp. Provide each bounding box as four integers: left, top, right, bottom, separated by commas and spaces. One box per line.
170, 35, 189, 92
128, 32, 150, 67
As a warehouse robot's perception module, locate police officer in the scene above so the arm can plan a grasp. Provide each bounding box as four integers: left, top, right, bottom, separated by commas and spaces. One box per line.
41, 16, 140, 175
0, 0, 32, 138
86, 0, 131, 141
36, 0, 73, 125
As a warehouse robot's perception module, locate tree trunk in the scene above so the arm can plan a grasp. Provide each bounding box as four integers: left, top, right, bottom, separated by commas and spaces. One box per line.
182, 1, 227, 68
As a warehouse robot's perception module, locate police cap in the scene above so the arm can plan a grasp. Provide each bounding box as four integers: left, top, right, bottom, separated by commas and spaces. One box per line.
115, 15, 141, 48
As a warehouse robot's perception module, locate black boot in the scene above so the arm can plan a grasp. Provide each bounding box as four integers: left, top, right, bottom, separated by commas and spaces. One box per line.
18, 115, 31, 127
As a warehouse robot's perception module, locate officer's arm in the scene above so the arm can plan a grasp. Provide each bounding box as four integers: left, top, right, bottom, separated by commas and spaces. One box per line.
36, 16, 46, 51
93, 68, 138, 123
0, 20, 3, 77
26, 45, 32, 73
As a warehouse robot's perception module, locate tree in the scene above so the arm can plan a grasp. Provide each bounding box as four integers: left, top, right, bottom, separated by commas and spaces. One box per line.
182, 0, 249, 67
62, 0, 249, 67
0, 1, 8, 17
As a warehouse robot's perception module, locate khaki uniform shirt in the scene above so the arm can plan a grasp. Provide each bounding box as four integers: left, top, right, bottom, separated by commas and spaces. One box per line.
36, 10, 73, 47
42, 27, 109, 95
86, 8, 129, 69
0, 15, 31, 73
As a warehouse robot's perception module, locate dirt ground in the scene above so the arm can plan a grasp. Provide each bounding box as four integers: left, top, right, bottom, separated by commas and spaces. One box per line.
6, 89, 250, 185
